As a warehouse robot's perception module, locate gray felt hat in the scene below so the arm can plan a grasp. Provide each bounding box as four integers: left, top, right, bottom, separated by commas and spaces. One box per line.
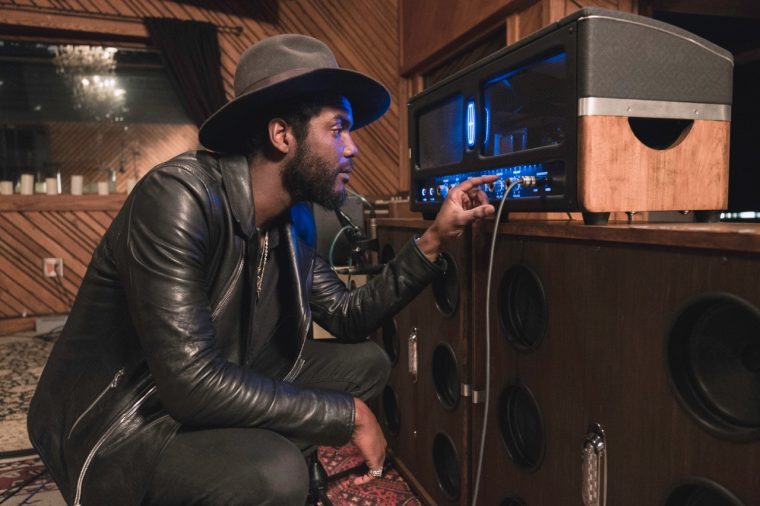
199, 34, 390, 153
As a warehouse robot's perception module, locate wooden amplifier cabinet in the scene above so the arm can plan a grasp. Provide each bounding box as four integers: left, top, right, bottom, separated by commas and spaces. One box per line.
470, 222, 760, 505
408, 8, 733, 225
374, 219, 474, 505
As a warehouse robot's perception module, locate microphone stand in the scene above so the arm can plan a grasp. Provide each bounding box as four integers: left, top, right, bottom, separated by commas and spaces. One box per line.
334, 192, 380, 276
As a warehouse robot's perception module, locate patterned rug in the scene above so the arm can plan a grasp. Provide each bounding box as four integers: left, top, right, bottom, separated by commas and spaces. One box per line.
0, 333, 420, 505
0, 455, 64, 506
0, 444, 419, 506
320, 444, 421, 505
0, 334, 53, 458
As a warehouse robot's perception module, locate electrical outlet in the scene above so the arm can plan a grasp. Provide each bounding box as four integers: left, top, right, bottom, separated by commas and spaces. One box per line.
43, 257, 64, 278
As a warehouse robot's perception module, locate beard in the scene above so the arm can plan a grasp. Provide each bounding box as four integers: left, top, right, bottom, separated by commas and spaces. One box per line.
282, 141, 348, 210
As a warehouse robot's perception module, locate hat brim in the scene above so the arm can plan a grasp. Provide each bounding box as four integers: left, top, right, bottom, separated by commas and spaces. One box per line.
199, 68, 390, 153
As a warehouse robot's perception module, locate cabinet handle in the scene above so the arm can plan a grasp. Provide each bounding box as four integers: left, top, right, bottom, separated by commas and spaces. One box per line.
408, 327, 418, 383
581, 423, 607, 506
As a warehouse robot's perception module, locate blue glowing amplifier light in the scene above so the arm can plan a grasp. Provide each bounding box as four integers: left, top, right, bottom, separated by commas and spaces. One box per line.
466, 99, 476, 148
414, 161, 564, 205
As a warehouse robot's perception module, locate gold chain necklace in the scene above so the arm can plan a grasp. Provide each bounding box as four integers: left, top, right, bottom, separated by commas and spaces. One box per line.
256, 232, 269, 299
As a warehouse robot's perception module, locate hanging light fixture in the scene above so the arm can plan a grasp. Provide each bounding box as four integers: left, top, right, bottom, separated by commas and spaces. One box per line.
50, 44, 127, 121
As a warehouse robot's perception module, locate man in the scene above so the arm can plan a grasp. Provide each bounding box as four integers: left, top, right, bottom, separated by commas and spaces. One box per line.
28, 34, 495, 505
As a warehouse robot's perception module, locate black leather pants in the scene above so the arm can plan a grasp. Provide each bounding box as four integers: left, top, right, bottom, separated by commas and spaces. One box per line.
142, 339, 390, 506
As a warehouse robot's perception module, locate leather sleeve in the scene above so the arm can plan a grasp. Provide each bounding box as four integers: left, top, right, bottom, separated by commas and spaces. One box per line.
114, 164, 354, 446
310, 237, 444, 341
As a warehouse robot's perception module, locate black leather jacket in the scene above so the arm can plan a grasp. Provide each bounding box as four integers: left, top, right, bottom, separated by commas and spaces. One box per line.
28, 151, 442, 505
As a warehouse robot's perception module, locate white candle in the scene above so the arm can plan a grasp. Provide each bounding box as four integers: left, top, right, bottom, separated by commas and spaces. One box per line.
70, 175, 84, 195
46, 177, 57, 195
97, 181, 110, 195
126, 177, 137, 194
0, 181, 12, 195
19, 174, 34, 195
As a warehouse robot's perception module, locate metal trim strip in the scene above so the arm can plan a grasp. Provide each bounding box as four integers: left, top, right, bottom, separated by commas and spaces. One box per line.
578, 97, 731, 121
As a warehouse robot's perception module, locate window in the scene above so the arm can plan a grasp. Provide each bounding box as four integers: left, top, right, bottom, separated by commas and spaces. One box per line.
0, 40, 195, 192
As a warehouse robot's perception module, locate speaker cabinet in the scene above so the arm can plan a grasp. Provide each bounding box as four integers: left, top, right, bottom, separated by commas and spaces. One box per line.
471, 222, 760, 505
375, 220, 472, 505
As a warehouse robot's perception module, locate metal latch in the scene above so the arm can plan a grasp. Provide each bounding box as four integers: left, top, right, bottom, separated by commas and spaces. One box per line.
461, 383, 485, 404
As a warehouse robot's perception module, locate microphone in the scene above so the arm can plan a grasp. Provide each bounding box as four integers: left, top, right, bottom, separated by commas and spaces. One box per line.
334, 208, 364, 241
332, 199, 379, 274
368, 214, 378, 265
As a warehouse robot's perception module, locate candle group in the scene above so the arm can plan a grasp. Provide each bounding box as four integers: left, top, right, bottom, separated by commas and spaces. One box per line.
0, 175, 138, 195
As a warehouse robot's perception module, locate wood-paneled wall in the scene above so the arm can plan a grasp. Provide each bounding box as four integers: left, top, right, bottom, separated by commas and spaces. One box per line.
401, 0, 526, 74
401, 0, 640, 74
0, 0, 400, 329
0, 0, 400, 198
48, 122, 199, 193
0, 196, 124, 331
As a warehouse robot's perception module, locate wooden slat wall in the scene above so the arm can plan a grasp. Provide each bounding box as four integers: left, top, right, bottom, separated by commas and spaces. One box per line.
0, 0, 401, 198
48, 122, 199, 193
0, 0, 400, 329
0, 196, 125, 329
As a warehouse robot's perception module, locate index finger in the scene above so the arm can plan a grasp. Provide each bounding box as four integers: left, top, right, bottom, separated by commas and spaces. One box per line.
453, 175, 499, 193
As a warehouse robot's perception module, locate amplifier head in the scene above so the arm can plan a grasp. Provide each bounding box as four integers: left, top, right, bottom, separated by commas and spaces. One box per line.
409, 8, 733, 224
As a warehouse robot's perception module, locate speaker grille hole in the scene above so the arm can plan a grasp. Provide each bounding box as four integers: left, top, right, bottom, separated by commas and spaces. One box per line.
432, 432, 460, 500
381, 385, 400, 436
668, 293, 760, 440
628, 117, 693, 150
665, 478, 745, 506
432, 252, 459, 318
382, 318, 399, 365
381, 244, 395, 264
499, 383, 545, 471
499, 265, 547, 352
432, 343, 460, 411
500, 496, 528, 506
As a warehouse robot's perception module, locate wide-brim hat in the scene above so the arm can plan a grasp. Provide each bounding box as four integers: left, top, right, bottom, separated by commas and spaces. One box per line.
199, 34, 390, 153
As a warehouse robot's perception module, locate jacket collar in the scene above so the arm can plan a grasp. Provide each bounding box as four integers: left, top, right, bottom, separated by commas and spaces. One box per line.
220, 154, 256, 238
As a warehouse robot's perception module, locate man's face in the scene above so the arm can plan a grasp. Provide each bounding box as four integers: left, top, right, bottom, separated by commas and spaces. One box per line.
282, 96, 357, 210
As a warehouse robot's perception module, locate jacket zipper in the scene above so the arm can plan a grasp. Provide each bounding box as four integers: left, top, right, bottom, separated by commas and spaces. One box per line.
211, 241, 245, 321
283, 355, 305, 382
282, 250, 316, 382
169, 159, 246, 323
73, 384, 157, 506
67, 368, 126, 440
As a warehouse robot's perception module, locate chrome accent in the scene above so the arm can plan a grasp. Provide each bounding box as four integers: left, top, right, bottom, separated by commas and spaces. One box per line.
461, 383, 471, 397
73, 385, 158, 506
581, 423, 608, 506
578, 97, 731, 121
211, 241, 245, 321
67, 368, 125, 440
579, 15, 734, 64
408, 327, 418, 383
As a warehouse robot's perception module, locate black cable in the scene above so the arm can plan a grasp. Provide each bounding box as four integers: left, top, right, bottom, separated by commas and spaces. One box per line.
472, 175, 548, 506
35, 325, 64, 342
17, 476, 52, 506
